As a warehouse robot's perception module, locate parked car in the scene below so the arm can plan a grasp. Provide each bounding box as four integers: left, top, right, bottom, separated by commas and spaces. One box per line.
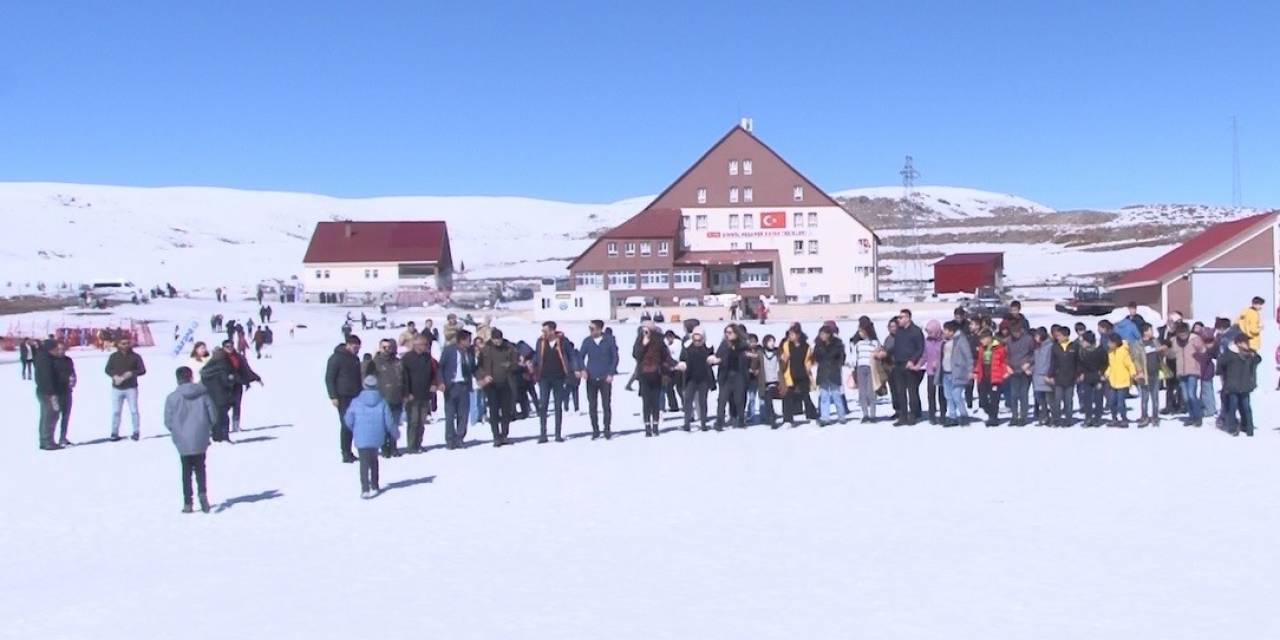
965, 286, 1010, 318
1055, 286, 1117, 316
621, 296, 655, 308
677, 298, 701, 307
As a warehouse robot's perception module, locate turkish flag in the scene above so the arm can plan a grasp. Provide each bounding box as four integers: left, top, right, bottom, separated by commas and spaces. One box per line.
761, 211, 785, 229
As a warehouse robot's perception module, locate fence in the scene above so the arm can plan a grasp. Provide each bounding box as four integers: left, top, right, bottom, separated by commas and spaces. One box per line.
1, 319, 155, 351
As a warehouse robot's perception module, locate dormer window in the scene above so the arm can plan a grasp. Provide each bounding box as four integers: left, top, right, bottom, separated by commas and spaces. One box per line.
729, 160, 739, 175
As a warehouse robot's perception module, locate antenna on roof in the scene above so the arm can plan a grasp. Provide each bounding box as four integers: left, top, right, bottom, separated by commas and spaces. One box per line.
1231, 115, 1243, 210
739, 117, 754, 133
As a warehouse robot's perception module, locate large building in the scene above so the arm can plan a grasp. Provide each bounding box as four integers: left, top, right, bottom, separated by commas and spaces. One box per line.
301, 221, 453, 303
1111, 211, 1277, 321
568, 121, 879, 306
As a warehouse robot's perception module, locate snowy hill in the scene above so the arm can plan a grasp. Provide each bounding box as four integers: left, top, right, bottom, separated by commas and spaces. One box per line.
834, 185, 1053, 221
0, 182, 649, 292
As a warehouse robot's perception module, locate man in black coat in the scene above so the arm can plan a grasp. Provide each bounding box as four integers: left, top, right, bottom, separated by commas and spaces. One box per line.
33, 340, 63, 450
325, 334, 363, 463
400, 335, 439, 453
712, 327, 752, 429
199, 349, 238, 442
51, 345, 77, 446
890, 309, 926, 425
1047, 325, 1082, 427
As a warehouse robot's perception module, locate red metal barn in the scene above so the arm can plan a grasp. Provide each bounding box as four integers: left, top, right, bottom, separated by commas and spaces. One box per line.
933, 252, 1004, 295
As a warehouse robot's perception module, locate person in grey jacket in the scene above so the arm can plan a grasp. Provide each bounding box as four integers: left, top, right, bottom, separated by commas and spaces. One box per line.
941, 322, 974, 426
1031, 328, 1054, 426
1003, 323, 1036, 426
163, 367, 218, 513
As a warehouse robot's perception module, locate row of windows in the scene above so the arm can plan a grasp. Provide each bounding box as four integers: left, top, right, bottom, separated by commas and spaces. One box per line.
696, 185, 804, 204
792, 240, 819, 255
605, 240, 670, 258
577, 269, 705, 290
314, 270, 331, 279
728, 159, 753, 176
682, 211, 819, 231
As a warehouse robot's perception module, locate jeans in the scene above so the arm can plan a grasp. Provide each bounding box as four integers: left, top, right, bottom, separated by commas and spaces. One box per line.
443, 383, 470, 447
484, 382, 514, 442
716, 377, 746, 428
110, 387, 140, 438
1179, 375, 1203, 421
683, 380, 710, 428
745, 387, 758, 422
1078, 383, 1103, 423
1109, 388, 1129, 422
38, 395, 60, 448
537, 378, 568, 439
759, 383, 778, 425
585, 377, 613, 435
336, 396, 355, 459
469, 389, 486, 426
926, 373, 947, 421
1008, 373, 1030, 422
404, 397, 430, 450
357, 448, 380, 493
1035, 390, 1052, 423
817, 384, 847, 422
180, 453, 207, 503
1223, 392, 1254, 434
1200, 376, 1217, 417
855, 366, 876, 419
1053, 385, 1075, 425
1139, 378, 1160, 420
943, 373, 969, 420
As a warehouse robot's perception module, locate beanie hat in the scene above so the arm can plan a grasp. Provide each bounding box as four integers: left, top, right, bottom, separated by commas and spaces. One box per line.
363, 375, 378, 389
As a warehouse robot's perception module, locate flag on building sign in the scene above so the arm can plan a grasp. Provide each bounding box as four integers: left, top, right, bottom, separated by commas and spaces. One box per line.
761, 212, 786, 229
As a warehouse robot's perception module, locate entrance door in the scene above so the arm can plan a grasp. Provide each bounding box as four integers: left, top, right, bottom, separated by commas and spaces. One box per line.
709, 268, 737, 293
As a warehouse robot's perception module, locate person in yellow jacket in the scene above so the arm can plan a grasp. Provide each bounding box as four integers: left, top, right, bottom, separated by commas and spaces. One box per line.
1237, 296, 1265, 351
1105, 334, 1137, 427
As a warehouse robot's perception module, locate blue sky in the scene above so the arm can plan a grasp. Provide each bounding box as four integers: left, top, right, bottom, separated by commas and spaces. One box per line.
1, 1, 1277, 208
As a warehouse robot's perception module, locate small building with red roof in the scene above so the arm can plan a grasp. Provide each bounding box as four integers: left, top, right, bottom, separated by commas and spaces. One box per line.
932, 252, 1004, 295
568, 120, 879, 307
301, 221, 453, 303
1110, 211, 1277, 321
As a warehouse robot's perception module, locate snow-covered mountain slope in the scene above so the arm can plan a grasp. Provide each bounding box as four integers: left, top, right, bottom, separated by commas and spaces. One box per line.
0, 182, 648, 290
835, 185, 1053, 221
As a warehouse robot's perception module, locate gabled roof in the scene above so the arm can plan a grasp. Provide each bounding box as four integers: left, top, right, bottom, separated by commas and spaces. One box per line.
600, 208, 681, 239
303, 221, 449, 264
933, 252, 1004, 267
1113, 211, 1278, 289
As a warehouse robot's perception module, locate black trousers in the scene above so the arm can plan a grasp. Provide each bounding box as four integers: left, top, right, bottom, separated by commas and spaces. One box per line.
665, 372, 682, 412
682, 380, 710, 428
212, 402, 232, 442
336, 397, 355, 458
716, 376, 746, 428
56, 392, 72, 442
639, 373, 664, 433
357, 448, 379, 493
585, 377, 613, 435
485, 382, 514, 441
230, 385, 244, 426
404, 397, 430, 450
1008, 373, 1030, 422
891, 366, 923, 423
538, 379, 568, 439
978, 379, 999, 423
180, 453, 207, 503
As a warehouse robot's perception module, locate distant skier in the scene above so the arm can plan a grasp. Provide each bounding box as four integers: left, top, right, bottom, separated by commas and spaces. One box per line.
163, 366, 218, 513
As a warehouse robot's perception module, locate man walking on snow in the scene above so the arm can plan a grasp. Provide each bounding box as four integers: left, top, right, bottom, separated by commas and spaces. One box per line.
325, 334, 363, 463
105, 337, 147, 441
438, 329, 477, 449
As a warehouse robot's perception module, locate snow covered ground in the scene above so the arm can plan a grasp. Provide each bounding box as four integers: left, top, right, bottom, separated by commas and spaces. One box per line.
4, 298, 1280, 639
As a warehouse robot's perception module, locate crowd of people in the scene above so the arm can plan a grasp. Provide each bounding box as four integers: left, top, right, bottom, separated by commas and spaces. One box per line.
20, 294, 1270, 508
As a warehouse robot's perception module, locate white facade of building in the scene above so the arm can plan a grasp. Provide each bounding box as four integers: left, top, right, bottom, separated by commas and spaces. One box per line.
678, 205, 878, 303
302, 261, 443, 297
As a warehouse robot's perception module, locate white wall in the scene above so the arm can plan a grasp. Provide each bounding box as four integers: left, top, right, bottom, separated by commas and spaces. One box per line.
679, 206, 877, 302
302, 261, 441, 295
535, 288, 613, 322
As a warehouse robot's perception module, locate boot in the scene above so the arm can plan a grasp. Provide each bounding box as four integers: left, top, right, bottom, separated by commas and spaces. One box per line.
182, 503, 194, 514
231, 419, 241, 433
199, 494, 211, 513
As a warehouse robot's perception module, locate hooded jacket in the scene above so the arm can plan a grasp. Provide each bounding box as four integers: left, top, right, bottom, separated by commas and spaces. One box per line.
680, 341, 714, 384
1105, 344, 1138, 389
810, 336, 846, 387
199, 350, 238, 410
973, 340, 1010, 384
1218, 345, 1260, 394
163, 382, 218, 456
324, 345, 363, 400
1049, 339, 1081, 386
1237, 306, 1262, 350
343, 388, 398, 449
922, 320, 943, 376
949, 332, 975, 382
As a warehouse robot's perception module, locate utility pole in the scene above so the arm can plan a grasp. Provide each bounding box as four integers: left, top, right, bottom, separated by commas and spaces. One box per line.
899, 155, 922, 300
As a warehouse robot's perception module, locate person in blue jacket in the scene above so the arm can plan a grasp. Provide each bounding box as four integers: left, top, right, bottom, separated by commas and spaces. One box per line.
344, 375, 398, 498
576, 319, 619, 439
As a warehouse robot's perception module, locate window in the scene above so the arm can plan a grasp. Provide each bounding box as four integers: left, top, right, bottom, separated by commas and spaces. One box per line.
743, 187, 753, 203
607, 271, 636, 290
743, 160, 753, 175
745, 242, 754, 250
641, 270, 670, 288
696, 215, 708, 230
323, 270, 330, 279
314, 270, 322, 279
607, 242, 618, 257
785, 295, 799, 303
813, 294, 830, 304
729, 160, 739, 175
624, 242, 637, 257
398, 263, 436, 278
674, 269, 702, 289
807, 267, 823, 274
729, 187, 739, 204
682, 215, 690, 230
808, 212, 818, 228
808, 240, 819, 255
855, 266, 875, 276
730, 242, 739, 250
793, 212, 804, 228
793, 185, 804, 201
696, 188, 707, 204
729, 214, 740, 229
743, 213, 754, 229
575, 272, 604, 288
793, 240, 804, 255
850, 294, 864, 303
658, 241, 670, 256
640, 242, 652, 256
741, 267, 770, 288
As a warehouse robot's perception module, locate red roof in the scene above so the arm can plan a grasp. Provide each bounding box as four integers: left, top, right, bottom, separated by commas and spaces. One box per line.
933, 252, 1004, 267
303, 221, 449, 264
675, 249, 779, 266
1113, 212, 1278, 288
601, 208, 681, 239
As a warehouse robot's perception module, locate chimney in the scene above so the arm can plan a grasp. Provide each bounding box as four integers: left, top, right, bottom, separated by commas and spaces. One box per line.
740, 117, 753, 133
344, 223, 352, 239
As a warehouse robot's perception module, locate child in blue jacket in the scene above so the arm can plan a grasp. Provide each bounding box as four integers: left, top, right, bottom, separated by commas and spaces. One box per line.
344, 375, 398, 498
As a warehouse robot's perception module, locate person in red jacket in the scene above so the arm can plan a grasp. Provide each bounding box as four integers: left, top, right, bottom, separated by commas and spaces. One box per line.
972, 330, 1012, 427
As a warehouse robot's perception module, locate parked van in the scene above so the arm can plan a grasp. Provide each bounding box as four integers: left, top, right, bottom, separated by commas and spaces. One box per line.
90, 279, 140, 303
